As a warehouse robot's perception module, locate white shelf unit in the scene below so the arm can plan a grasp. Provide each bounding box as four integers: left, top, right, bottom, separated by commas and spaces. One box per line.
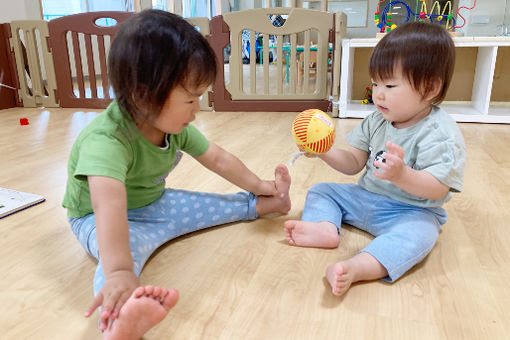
338, 37, 510, 123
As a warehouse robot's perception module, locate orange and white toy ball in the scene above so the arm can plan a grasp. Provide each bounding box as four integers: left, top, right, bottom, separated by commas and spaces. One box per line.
292, 109, 336, 154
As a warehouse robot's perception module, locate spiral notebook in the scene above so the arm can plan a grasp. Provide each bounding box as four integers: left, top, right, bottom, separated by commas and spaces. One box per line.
0, 187, 45, 219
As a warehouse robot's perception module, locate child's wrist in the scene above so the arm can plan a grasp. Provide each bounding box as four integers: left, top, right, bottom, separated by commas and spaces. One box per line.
391, 165, 413, 187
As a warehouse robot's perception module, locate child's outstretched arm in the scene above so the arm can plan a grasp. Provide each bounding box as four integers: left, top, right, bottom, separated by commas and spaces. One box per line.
85, 175, 140, 331
373, 141, 449, 200
194, 142, 278, 196
317, 145, 368, 175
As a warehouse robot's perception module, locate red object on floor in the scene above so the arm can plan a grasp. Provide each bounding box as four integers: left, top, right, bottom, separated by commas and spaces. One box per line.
20, 118, 29, 125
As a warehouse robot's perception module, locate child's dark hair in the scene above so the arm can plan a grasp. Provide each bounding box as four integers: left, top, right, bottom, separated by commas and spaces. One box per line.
108, 9, 217, 123
369, 21, 455, 105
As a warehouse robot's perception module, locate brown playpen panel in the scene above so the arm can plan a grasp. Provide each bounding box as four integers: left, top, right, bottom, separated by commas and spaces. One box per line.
0, 23, 21, 109
48, 11, 134, 108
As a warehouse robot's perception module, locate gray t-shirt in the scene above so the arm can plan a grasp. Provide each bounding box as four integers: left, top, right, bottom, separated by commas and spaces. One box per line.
346, 106, 465, 207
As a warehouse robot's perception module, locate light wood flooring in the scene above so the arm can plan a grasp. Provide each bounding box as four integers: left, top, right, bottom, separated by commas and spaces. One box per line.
1, 106, 509, 339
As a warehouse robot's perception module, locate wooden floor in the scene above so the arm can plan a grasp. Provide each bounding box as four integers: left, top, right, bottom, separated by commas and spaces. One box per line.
1, 106, 510, 340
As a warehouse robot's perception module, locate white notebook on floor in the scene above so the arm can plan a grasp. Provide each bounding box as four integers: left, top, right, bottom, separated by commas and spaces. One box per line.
0, 187, 45, 219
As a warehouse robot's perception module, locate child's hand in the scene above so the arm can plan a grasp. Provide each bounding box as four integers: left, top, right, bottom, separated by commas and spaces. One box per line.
303, 152, 319, 158
84, 269, 140, 331
372, 141, 405, 182
296, 145, 318, 158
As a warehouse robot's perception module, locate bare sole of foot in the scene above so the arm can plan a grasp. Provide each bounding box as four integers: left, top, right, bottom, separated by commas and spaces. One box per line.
274, 164, 291, 213
284, 220, 339, 248
257, 164, 291, 216
104, 285, 179, 340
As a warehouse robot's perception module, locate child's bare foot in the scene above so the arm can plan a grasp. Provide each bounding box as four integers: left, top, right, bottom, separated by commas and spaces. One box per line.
325, 252, 388, 296
274, 164, 291, 211
284, 220, 339, 248
104, 285, 179, 340
326, 262, 354, 296
256, 164, 291, 215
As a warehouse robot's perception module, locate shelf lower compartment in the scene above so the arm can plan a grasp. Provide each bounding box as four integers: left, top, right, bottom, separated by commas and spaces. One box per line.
339, 102, 510, 123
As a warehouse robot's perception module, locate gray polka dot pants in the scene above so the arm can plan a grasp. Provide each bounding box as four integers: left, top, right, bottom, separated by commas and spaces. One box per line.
68, 189, 258, 295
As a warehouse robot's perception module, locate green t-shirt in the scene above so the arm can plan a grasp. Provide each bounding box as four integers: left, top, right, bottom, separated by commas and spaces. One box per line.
345, 106, 465, 207
62, 101, 210, 218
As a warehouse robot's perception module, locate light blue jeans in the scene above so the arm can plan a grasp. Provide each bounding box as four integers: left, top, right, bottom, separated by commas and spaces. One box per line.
302, 183, 448, 282
69, 188, 258, 295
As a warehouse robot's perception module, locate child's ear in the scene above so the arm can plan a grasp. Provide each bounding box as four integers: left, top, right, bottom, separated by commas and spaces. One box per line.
425, 77, 442, 102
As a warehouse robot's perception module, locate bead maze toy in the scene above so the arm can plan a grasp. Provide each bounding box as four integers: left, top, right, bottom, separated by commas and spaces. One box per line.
374, 0, 477, 34
361, 87, 373, 104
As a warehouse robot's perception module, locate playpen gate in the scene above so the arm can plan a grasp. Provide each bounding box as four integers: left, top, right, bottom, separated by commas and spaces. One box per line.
9, 20, 58, 108
209, 8, 337, 111
4, 9, 347, 114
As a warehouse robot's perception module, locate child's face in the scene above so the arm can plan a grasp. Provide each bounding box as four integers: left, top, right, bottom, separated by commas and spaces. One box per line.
371, 66, 435, 129
153, 84, 208, 135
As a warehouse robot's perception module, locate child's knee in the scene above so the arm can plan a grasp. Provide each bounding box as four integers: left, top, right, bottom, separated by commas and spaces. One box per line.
307, 182, 334, 196
395, 228, 439, 269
